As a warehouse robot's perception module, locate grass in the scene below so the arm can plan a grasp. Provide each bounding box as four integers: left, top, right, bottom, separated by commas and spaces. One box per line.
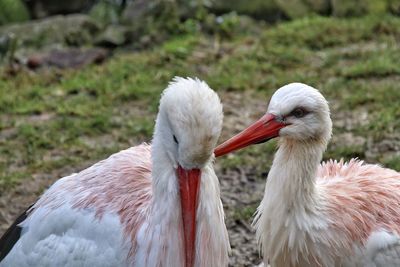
1, 14, 400, 191
233, 204, 258, 221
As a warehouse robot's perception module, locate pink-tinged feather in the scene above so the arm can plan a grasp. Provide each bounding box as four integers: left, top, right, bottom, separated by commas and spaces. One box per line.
28, 143, 229, 267
318, 159, 400, 248
32, 144, 153, 260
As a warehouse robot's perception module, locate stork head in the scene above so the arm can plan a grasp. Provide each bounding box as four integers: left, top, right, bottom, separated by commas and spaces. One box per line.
156, 76, 223, 169
215, 83, 332, 157
154, 77, 223, 267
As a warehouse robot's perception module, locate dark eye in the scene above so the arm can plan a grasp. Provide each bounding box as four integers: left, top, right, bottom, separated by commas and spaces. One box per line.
291, 108, 307, 118
173, 135, 178, 144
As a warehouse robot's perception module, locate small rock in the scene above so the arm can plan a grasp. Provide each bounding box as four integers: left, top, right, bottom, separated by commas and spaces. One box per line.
304, 0, 330, 13
27, 48, 109, 69
332, 132, 366, 148
121, 0, 150, 24
0, 14, 101, 50
89, 1, 120, 25
210, 0, 284, 21
275, 0, 313, 19
95, 25, 128, 48
365, 135, 400, 162
377, 139, 400, 153
333, 109, 369, 131
121, 0, 181, 45
27, 55, 43, 69
26, 0, 96, 19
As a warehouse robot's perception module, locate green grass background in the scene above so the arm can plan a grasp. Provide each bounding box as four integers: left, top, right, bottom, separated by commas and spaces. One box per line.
1, 14, 400, 191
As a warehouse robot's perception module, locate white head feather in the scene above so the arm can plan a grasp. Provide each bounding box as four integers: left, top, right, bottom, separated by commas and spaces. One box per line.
153, 77, 223, 170
268, 82, 332, 144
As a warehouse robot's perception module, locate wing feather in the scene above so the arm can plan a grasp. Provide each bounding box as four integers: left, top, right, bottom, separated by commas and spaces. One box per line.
0, 204, 33, 262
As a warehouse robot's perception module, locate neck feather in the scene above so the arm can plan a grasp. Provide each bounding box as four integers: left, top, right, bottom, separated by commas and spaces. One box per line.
150, 112, 178, 201
254, 138, 328, 265
267, 138, 326, 207
143, 125, 229, 267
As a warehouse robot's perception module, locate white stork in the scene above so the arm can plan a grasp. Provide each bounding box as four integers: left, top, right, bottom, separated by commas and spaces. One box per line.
215, 83, 400, 266
0, 77, 230, 267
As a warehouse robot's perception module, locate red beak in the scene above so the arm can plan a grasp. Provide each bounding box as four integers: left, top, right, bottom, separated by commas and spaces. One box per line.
215, 113, 286, 157
177, 166, 201, 267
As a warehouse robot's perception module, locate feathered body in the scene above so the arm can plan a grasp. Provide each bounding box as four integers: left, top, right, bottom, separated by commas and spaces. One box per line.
215, 83, 400, 266
0, 77, 230, 267
255, 142, 400, 267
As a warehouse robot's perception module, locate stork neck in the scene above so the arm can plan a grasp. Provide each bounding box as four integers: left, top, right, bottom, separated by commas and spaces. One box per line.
150, 140, 177, 202
150, 111, 178, 197
266, 138, 326, 208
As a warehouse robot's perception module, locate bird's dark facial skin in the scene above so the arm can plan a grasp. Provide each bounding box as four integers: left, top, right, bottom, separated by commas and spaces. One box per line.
287, 107, 310, 119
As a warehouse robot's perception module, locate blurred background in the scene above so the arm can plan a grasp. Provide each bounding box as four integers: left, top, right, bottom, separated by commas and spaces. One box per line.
0, 0, 399, 265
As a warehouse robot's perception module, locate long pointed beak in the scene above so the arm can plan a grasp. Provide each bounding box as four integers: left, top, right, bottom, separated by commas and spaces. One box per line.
177, 166, 201, 267
215, 113, 286, 157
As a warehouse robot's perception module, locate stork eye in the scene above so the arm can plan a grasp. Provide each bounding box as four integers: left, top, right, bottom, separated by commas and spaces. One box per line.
291, 108, 307, 118
173, 135, 179, 144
